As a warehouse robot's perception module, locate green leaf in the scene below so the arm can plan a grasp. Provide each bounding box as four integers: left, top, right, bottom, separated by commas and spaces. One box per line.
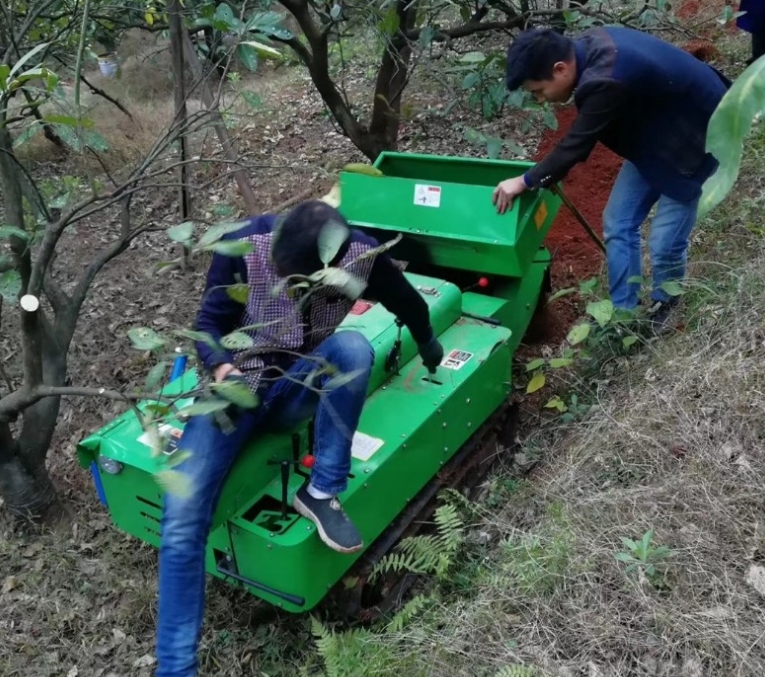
211, 380, 259, 409
127, 327, 167, 351
220, 331, 254, 350
237, 44, 259, 71
641, 530, 654, 552
526, 372, 545, 394
549, 358, 574, 368
173, 329, 221, 351
9, 42, 49, 78
485, 137, 502, 160
525, 358, 545, 372
578, 278, 598, 295
241, 91, 262, 109
660, 280, 683, 297
240, 40, 281, 60
622, 335, 639, 348
544, 396, 567, 412
207, 239, 254, 257
309, 267, 367, 300
567, 323, 591, 345
317, 219, 349, 266
0, 226, 29, 242
621, 537, 638, 551
226, 283, 249, 304
627, 275, 644, 285
153, 468, 192, 497
42, 114, 93, 128
699, 55, 765, 218
547, 286, 577, 303
324, 368, 366, 391
12, 122, 42, 148
586, 299, 614, 328
197, 221, 248, 248
181, 398, 232, 417
461, 72, 480, 90
0, 64, 9, 91
167, 221, 195, 244
614, 552, 635, 563
145, 361, 169, 391
418, 25, 437, 47
0, 269, 21, 303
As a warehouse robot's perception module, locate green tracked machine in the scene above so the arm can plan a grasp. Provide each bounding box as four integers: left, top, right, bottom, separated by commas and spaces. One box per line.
77, 152, 562, 616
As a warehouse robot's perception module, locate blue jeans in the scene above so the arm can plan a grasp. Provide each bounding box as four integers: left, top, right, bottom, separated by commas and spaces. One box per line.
156, 330, 374, 677
602, 161, 699, 309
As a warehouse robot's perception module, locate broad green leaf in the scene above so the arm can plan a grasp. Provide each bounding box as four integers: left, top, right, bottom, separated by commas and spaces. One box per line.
622, 335, 639, 348
586, 299, 614, 328
380, 7, 400, 35
526, 372, 546, 394
627, 275, 644, 285
418, 25, 437, 47
197, 221, 249, 248
211, 380, 259, 409
461, 72, 480, 90
567, 322, 591, 345
207, 239, 254, 257
578, 278, 598, 294
237, 44, 259, 71
0, 270, 21, 303
220, 331, 254, 350
660, 280, 683, 297
317, 219, 349, 266
145, 361, 169, 391
213, 2, 238, 30
167, 221, 195, 244
460, 51, 486, 63
83, 129, 109, 152
325, 368, 365, 391
241, 91, 262, 109
544, 396, 567, 412
128, 327, 167, 351
9, 42, 49, 78
43, 114, 93, 128
226, 283, 249, 304
0, 226, 29, 242
485, 137, 502, 160
525, 358, 545, 372
614, 552, 635, 563
240, 40, 281, 60
549, 358, 574, 368
153, 469, 192, 497
180, 398, 232, 417
173, 329, 221, 351
547, 286, 576, 303
699, 55, 765, 218
309, 267, 367, 300
12, 122, 42, 148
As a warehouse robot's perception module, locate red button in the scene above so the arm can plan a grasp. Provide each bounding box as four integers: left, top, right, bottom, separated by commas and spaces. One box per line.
478, 277, 489, 288
301, 455, 316, 469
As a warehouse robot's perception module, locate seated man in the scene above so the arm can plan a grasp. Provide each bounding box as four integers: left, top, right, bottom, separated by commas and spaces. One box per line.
493, 27, 730, 329
156, 200, 444, 677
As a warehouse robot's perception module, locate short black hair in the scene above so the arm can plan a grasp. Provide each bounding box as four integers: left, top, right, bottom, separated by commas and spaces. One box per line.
271, 199, 352, 277
505, 29, 575, 91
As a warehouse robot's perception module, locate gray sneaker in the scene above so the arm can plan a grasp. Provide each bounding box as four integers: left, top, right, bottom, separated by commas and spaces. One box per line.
293, 485, 363, 554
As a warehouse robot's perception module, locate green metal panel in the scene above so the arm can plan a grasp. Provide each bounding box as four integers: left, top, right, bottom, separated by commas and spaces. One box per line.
339, 152, 561, 278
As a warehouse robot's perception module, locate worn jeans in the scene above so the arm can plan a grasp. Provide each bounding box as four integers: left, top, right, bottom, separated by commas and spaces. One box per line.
155, 330, 374, 677
602, 161, 700, 310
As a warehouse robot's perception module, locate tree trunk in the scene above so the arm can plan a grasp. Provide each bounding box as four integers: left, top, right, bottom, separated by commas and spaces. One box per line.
367, 1, 417, 156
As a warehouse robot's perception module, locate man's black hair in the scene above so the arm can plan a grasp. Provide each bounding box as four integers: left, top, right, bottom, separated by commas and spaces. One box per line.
505, 29, 575, 91
271, 199, 352, 277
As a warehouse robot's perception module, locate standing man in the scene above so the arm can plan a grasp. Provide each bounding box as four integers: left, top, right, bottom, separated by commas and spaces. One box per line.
738, 0, 765, 65
156, 200, 444, 677
493, 27, 730, 329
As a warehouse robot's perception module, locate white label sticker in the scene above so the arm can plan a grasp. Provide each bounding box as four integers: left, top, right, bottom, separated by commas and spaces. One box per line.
441, 349, 474, 371
414, 183, 442, 208
351, 431, 385, 461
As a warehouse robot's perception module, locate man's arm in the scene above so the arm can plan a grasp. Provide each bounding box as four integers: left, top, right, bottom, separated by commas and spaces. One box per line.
524, 79, 627, 189
194, 249, 248, 375
365, 253, 434, 345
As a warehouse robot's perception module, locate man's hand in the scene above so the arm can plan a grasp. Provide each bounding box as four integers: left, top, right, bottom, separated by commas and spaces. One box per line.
213, 363, 242, 383
492, 175, 527, 215
418, 337, 444, 374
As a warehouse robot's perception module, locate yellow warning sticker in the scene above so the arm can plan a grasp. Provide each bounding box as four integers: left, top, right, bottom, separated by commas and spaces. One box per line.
534, 202, 548, 229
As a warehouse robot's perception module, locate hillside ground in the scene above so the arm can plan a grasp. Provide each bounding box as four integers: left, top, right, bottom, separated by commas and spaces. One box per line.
1, 14, 764, 677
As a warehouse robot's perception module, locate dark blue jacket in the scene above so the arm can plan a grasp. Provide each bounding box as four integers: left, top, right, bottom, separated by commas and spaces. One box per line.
193, 215, 434, 372
526, 27, 731, 202
738, 0, 765, 34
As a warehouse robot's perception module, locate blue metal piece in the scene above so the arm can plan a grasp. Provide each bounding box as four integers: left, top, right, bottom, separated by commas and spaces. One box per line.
90, 461, 108, 506
170, 354, 188, 382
